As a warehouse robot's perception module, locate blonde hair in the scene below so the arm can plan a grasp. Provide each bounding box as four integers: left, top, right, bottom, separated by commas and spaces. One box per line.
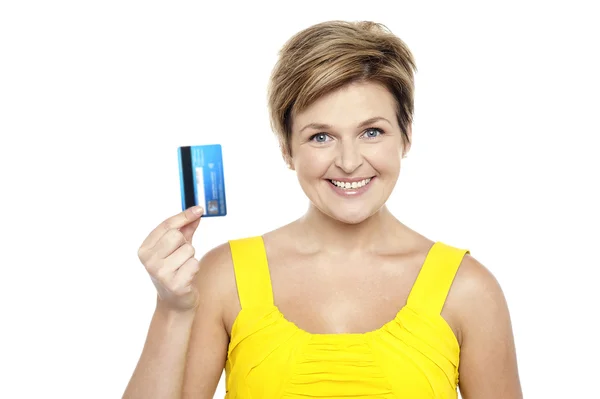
268, 20, 417, 164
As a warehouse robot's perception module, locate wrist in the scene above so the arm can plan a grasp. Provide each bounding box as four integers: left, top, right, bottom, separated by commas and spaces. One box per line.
155, 296, 197, 323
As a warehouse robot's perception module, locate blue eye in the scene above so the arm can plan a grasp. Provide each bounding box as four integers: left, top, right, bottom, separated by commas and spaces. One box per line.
310, 133, 330, 143
363, 128, 383, 139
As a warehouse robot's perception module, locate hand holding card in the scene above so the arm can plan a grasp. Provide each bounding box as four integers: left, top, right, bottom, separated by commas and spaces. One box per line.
137, 205, 204, 312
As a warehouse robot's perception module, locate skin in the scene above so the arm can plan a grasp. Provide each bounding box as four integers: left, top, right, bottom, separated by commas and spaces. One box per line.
181, 81, 523, 398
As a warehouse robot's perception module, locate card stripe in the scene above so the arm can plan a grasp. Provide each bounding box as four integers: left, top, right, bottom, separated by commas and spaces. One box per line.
178, 146, 196, 210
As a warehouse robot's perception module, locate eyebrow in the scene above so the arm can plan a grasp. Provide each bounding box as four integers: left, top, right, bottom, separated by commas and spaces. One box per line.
299, 116, 392, 134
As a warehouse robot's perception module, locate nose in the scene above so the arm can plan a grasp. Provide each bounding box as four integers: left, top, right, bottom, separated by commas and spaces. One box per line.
334, 139, 363, 174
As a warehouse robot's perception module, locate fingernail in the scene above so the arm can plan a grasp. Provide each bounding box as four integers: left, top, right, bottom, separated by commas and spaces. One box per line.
192, 206, 204, 215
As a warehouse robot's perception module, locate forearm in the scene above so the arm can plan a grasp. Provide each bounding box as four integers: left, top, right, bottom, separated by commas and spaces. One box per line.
123, 300, 196, 399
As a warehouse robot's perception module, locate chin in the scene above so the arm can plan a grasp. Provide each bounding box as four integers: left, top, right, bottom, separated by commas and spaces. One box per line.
323, 206, 377, 225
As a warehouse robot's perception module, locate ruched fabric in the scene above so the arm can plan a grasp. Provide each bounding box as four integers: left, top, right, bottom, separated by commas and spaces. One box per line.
224, 236, 470, 398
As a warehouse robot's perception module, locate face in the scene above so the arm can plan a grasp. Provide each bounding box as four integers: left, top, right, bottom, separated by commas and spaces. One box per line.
289, 81, 411, 224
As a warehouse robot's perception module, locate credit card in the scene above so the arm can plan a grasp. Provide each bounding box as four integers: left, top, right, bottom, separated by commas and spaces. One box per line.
177, 144, 227, 216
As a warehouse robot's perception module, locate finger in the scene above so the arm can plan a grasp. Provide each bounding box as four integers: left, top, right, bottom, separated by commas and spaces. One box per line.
141, 206, 204, 250
148, 243, 194, 284
139, 225, 187, 264
162, 242, 196, 274
180, 216, 201, 242
152, 229, 187, 260
170, 257, 201, 295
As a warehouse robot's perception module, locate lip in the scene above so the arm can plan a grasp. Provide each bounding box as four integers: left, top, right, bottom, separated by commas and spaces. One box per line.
326, 176, 375, 197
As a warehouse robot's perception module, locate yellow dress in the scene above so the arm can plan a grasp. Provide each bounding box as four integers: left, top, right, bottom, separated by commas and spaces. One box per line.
224, 236, 470, 398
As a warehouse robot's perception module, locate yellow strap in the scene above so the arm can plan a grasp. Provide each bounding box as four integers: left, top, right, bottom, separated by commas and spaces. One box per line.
406, 242, 470, 314
228, 236, 274, 308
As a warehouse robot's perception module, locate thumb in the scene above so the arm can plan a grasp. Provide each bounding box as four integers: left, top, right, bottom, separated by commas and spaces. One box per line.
180, 212, 202, 242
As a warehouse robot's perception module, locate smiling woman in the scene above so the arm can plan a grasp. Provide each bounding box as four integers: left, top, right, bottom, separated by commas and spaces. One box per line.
123, 20, 523, 399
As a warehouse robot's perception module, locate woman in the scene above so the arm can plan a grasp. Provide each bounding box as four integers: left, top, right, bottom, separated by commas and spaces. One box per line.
124, 20, 522, 399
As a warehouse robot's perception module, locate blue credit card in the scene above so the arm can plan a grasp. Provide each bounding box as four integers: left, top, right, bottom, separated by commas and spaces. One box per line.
177, 144, 227, 216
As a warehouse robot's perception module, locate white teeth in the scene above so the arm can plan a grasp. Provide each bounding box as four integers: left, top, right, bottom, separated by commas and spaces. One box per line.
330, 178, 372, 189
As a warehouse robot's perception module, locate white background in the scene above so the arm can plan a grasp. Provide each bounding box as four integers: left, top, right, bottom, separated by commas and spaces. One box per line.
1, 1, 598, 398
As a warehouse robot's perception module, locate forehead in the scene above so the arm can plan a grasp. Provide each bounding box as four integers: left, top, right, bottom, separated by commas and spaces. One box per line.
292, 82, 397, 132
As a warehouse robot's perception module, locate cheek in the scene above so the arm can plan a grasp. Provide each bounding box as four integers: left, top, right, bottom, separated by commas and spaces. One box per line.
294, 149, 332, 176
366, 144, 401, 171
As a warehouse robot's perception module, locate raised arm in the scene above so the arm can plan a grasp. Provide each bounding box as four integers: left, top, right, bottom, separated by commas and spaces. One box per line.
122, 207, 230, 399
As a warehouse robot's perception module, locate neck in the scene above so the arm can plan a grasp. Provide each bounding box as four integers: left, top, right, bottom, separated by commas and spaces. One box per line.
297, 204, 403, 254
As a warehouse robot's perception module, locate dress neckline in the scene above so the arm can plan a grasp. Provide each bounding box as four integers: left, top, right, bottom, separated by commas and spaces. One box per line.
272, 304, 409, 338
252, 238, 441, 337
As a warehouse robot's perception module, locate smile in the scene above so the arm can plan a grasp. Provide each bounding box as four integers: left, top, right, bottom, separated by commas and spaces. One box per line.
329, 178, 372, 189
326, 177, 375, 197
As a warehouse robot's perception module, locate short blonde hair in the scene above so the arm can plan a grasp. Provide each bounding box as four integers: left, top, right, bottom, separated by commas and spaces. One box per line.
268, 20, 417, 164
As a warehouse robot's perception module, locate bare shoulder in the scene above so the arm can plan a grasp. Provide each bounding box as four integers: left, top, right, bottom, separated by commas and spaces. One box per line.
446, 253, 523, 398
194, 242, 235, 297
451, 253, 505, 309
196, 242, 234, 277
444, 253, 508, 341
193, 242, 238, 320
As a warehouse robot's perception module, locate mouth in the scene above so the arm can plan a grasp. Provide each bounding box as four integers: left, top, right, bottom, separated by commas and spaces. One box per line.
327, 177, 373, 190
